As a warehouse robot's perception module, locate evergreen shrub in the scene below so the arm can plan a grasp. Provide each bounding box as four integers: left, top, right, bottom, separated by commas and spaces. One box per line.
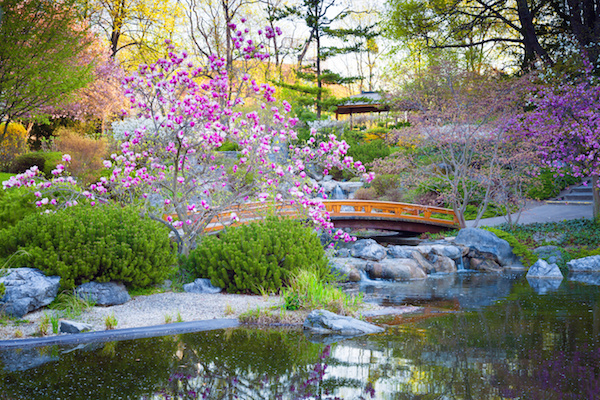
0, 205, 177, 289
9, 152, 45, 174
183, 217, 330, 294
9, 151, 62, 178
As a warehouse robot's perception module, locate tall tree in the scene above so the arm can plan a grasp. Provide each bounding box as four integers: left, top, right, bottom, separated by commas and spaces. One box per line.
83, 0, 182, 65
0, 0, 93, 141
384, 0, 557, 71
275, 0, 371, 118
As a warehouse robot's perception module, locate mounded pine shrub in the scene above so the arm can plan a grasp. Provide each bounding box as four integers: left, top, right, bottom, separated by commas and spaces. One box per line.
0, 205, 177, 289
183, 217, 330, 294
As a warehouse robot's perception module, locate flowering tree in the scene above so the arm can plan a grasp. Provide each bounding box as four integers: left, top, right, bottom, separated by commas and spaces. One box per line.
5, 23, 370, 256
396, 63, 517, 228
513, 65, 600, 221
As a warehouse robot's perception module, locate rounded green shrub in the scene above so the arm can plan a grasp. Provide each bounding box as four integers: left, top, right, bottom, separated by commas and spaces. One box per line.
9, 151, 62, 178
0, 205, 177, 289
183, 217, 330, 294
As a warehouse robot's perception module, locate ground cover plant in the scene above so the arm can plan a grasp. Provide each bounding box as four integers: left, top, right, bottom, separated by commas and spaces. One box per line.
492, 220, 600, 268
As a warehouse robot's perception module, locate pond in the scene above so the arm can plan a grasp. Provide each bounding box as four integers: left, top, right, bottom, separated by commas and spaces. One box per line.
1, 273, 600, 399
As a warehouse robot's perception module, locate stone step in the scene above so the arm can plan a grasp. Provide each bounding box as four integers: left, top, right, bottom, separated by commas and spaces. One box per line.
571, 186, 593, 193
564, 193, 594, 201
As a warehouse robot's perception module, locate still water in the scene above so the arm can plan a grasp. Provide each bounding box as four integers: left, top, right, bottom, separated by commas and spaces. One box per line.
1, 273, 600, 400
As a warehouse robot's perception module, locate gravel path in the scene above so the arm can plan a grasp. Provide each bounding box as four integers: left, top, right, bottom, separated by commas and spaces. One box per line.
0, 292, 282, 341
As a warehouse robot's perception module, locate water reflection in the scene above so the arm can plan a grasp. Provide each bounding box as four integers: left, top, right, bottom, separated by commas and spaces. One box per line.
353, 271, 523, 309
1, 278, 599, 399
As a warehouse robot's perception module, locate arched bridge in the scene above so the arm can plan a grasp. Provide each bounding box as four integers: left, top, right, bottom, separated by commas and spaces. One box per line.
197, 200, 459, 234
323, 200, 459, 234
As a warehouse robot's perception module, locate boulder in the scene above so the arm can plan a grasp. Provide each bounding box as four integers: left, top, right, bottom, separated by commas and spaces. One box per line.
467, 249, 503, 272
526, 259, 563, 279
416, 244, 463, 261
533, 246, 564, 265
455, 228, 520, 267
76, 282, 131, 306
427, 253, 457, 273
410, 251, 436, 274
183, 278, 222, 294
330, 258, 365, 282
567, 255, 600, 272
336, 248, 351, 258
0, 268, 60, 318
365, 259, 426, 281
351, 239, 387, 261
303, 309, 384, 335
386, 245, 416, 259
60, 320, 93, 334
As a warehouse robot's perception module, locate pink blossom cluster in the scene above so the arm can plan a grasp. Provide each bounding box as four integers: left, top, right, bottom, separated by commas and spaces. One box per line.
1, 154, 90, 209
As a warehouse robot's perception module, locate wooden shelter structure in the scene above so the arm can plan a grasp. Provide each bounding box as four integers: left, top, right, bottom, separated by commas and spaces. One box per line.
334, 91, 390, 121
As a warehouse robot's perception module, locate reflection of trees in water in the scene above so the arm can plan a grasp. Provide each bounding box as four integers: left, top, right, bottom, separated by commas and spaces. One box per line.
355, 280, 600, 399
153, 328, 376, 399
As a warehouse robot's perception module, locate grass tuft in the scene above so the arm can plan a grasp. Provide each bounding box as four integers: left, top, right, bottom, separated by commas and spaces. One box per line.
281, 269, 363, 315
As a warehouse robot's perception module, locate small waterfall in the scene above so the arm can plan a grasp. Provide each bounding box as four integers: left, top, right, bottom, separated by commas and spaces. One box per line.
359, 270, 374, 283
456, 256, 467, 272
331, 185, 346, 200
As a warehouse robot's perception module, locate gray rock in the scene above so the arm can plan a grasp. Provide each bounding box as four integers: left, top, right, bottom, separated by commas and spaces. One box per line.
417, 244, 463, 260
567, 255, 600, 272
386, 245, 416, 259
336, 248, 351, 258
303, 309, 384, 335
365, 259, 426, 281
60, 320, 93, 334
533, 246, 564, 265
526, 259, 563, 279
0, 268, 61, 318
467, 249, 503, 272
410, 251, 436, 274
455, 228, 520, 267
351, 239, 387, 261
427, 253, 457, 273
183, 278, 222, 294
330, 258, 364, 282
76, 282, 131, 306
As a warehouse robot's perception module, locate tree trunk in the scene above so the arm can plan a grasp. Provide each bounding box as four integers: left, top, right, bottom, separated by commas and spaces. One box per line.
516, 0, 553, 68
315, 6, 322, 119
593, 175, 600, 222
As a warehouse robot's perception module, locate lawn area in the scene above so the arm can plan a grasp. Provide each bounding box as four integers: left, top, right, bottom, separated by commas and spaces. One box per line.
0, 172, 14, 182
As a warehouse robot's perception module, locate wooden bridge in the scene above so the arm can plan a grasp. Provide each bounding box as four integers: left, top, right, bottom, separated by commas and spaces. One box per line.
197, 200, 459, 234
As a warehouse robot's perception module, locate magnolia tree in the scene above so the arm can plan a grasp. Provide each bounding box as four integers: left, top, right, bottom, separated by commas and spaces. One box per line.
4, 23, 371, 255
512, 63, 600, 221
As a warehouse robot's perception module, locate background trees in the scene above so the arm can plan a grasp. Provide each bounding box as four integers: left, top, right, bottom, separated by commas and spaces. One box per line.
0, 0, 94, 139
383, 0, 600, 72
